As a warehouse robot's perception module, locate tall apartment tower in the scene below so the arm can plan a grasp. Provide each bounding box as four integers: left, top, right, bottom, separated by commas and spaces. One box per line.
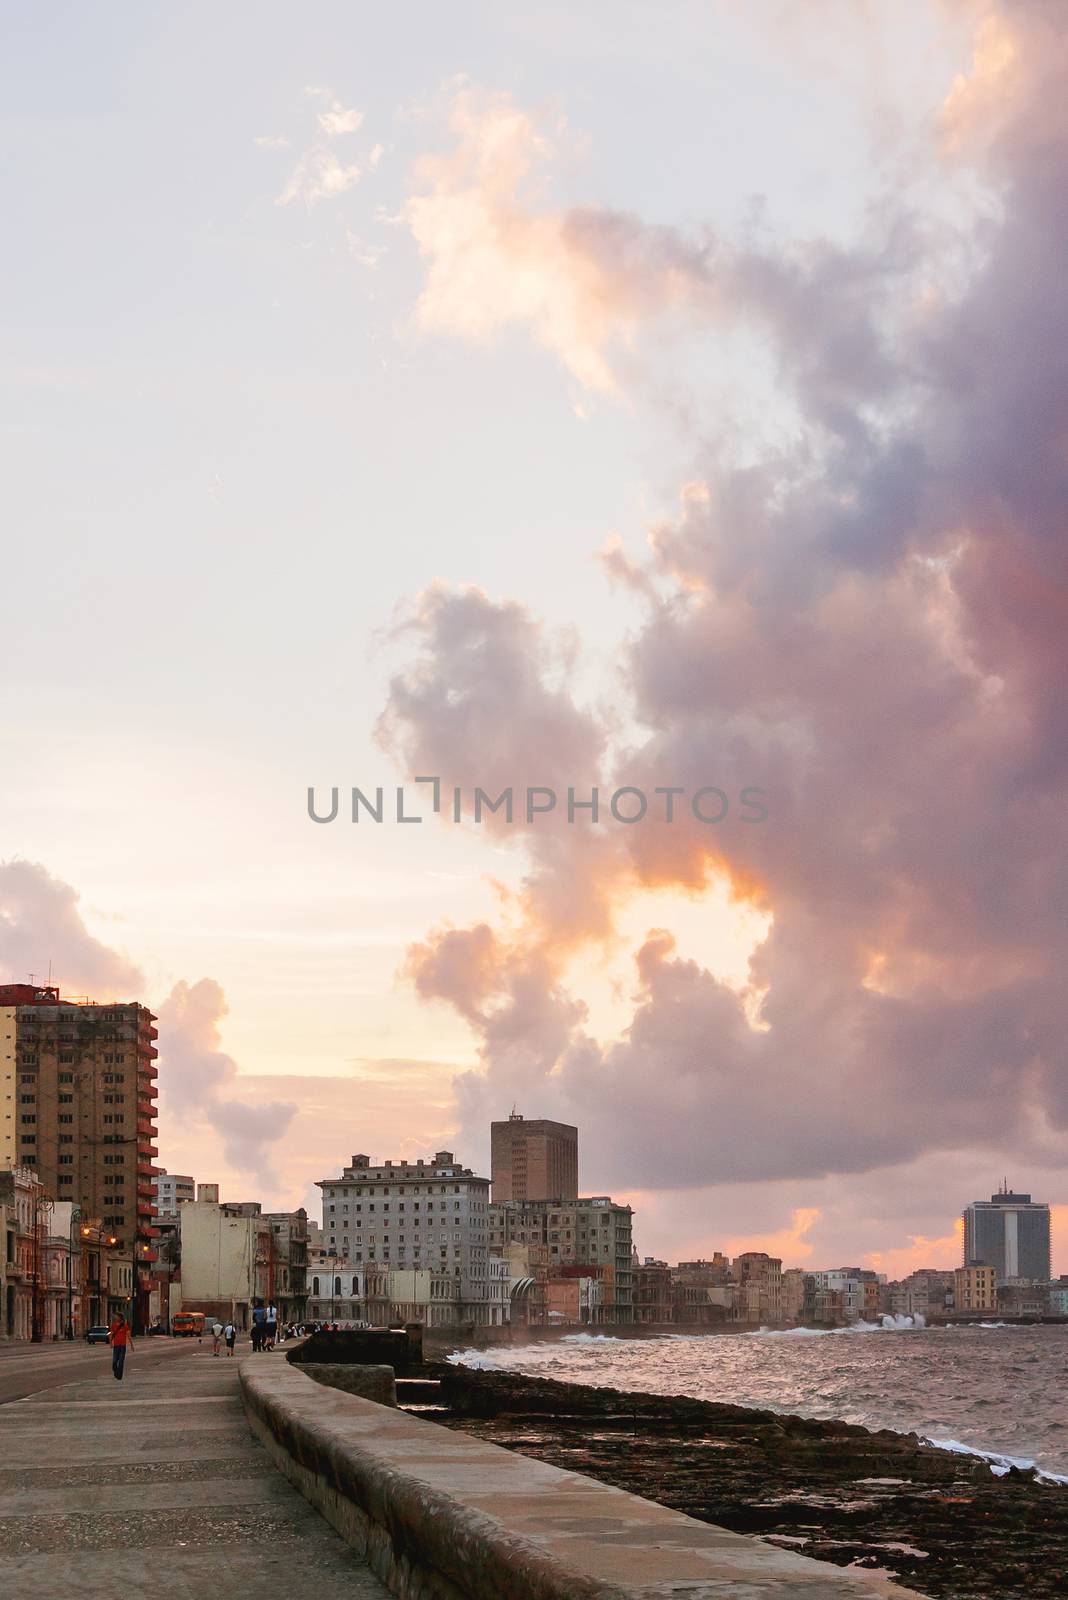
0, 984, 160, 1329
491, 1111, 578, 1203
962, 1184, 1052, 1282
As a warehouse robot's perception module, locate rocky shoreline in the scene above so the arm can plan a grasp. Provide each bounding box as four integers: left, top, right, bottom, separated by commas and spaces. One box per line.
432, 1364, 1067, 1599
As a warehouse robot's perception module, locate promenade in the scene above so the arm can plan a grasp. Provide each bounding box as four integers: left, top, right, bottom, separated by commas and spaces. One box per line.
0, 1337, 389, 1599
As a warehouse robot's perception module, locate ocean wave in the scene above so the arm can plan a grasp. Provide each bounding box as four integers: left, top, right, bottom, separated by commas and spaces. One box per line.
921, 1435, 1068, 1487
747, 1314, 927, 1337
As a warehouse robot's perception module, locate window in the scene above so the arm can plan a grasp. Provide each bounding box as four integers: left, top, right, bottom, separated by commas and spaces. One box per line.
59, 1155, 73, 1166
19, 1114, 35, 1125
59, 1053, 74, 1064
58, 1072, 73, 1084
59, 1093, 73, 1104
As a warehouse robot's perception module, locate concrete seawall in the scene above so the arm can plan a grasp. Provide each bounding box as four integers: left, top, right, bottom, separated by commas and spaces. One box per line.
240, 1359, 919, 1599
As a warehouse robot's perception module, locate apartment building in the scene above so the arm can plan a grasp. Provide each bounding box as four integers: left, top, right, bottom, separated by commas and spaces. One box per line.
490, 1112, 578, 1203
731, 1252, 784, 1325
154, 1170, 195, 1217
317, 1151, 496, 1324
635, 1258, 673, 1324
489, 1195, 635, 1322
0, 984, 159, 1330
954, 1262, 998, 1313
260, 1209, 309, 1323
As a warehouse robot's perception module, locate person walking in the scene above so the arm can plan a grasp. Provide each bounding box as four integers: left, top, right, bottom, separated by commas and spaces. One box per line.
250, 1300, 267, 1352
211, 1321, 223, 1356
108, 1312, 131, 1381
224, 1320, 237, 1357
265, 1302, 278, 1351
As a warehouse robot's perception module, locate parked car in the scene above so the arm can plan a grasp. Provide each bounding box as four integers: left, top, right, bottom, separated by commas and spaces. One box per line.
85, 1325, 110, 1344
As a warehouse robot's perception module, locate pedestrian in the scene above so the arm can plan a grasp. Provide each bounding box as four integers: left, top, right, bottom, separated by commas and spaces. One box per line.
250, 1300, 267, 1351
224, 1320, 237, 1356
108, 1312, 130, 1381
212, 1321, 223, 1356
265, 1302, 278, 1351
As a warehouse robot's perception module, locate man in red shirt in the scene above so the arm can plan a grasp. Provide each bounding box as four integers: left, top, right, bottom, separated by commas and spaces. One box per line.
108, 1313, 131, 1381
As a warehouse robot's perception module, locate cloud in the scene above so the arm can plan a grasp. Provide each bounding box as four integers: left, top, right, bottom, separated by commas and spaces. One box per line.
0, 859, 144, 996
382, 1, 1068, 1240
275, 87, 369, 208
404, 86, 921, 407
278, 150, 362, 208
0, 860, 295, 1185
156, 978, 297, 1181
317, 104, 364, 138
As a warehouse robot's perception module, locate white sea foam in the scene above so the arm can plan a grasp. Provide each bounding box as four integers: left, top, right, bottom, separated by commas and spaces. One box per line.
921, 1435, 1068, 1487
747, 1313, 926, 1337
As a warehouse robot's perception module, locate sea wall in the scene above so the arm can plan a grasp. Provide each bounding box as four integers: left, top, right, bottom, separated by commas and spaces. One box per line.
240, 1358, 917, 1599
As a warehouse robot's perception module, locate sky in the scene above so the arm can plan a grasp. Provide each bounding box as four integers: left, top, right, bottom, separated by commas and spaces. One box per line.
2, 0, 1065, 1275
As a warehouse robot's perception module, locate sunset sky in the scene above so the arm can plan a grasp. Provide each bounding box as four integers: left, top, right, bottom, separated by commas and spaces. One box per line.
2, 0, 1065, 1275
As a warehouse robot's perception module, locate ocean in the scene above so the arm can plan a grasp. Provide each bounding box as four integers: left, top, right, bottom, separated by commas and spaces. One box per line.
449, 1319, 1068, 1481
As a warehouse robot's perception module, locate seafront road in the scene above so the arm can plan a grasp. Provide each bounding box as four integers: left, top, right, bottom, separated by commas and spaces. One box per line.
0, 1336, 389, 1598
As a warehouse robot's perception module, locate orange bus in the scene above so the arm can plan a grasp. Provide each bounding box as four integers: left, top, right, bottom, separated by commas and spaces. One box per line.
171, 1312, 205, 1338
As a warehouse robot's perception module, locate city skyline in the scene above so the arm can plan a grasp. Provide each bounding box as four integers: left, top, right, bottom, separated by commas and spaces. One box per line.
3, 1, 1067, 1277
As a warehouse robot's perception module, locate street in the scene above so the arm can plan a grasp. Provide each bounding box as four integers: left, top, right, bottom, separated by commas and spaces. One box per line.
0, 1334, 194, 1406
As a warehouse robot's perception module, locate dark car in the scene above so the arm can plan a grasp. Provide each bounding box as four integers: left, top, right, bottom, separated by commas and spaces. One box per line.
85, 1325, 110, 1344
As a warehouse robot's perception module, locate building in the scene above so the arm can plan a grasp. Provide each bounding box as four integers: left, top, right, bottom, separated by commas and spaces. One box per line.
782, 1268, 816, 1326
308, 1263, 364, 1322
889, 1269, 954, 1321
317, 1152, 496, 1324
260, 1210, 309, 1324
997, 1280, 1050, 1316
672, 1257, 733, 1325
0, 1166, 44, 1340
635, 1258, 673, 1324
154, 1170, 195, 1217
1048, 1277, 1068, 1317
732, 1252, 784, 1325
176, 1200, 264, 1329
0, 984, 160, 1330
499, 1236, 549, 1327
490, 1112, 578, 1203
810, 1268, 885, 1325
1, 1000, 17, 1169
962, 1185, 1052, 1283
546, 1267, 603, 1325
954, 1263, 998, 1314
489, 1195, 634, 1322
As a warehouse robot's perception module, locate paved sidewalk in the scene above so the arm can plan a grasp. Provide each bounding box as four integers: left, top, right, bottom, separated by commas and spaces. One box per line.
0, 1340, 390, 1598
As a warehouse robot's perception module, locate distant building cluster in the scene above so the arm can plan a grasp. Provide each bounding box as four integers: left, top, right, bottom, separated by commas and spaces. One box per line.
2, 983, 1064, 1338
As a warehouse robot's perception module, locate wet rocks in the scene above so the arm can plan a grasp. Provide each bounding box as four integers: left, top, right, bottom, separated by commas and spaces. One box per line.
433, 1366, 1067, 1600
